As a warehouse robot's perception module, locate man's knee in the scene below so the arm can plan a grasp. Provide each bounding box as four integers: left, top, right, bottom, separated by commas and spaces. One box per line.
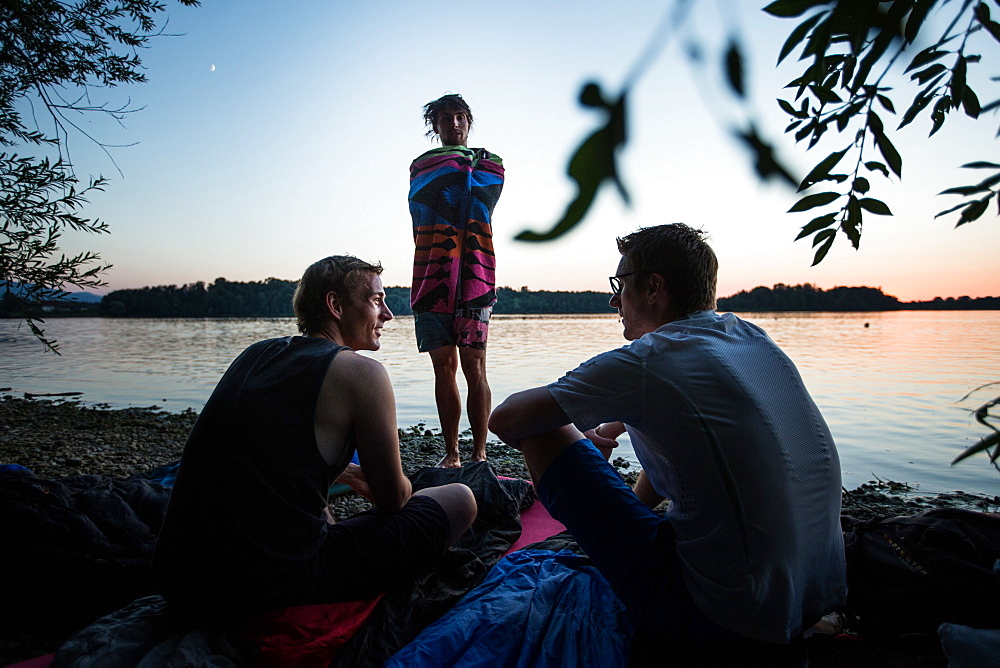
519, 425, 586, 485
429, 346, 459, 377
414, 482, 477, 544
458, 347, 487, 383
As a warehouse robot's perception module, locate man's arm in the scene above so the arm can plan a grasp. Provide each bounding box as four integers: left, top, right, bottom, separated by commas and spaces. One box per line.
488, 386, 573, 449
321, 353, 411, 511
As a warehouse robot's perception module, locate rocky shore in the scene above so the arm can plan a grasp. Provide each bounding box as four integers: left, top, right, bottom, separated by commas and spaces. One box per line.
0, 394, 548, 522
1, 395, 998, 664
2, 394, 996, 521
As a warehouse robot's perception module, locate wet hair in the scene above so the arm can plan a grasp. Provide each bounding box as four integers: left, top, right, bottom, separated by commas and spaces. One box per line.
293, 255, 383, 335
616, 224, 718, 316
422, 93, 474, 139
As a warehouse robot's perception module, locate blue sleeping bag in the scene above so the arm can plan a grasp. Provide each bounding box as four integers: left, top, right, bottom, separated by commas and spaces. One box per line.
387, 549, 634, 667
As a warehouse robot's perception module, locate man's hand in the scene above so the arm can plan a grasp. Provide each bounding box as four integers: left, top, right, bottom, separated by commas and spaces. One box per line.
336, 463, 372, 501
583, 422, 623, 460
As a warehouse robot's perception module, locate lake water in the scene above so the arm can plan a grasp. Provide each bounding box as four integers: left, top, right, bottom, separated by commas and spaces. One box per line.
1, 312, 998, 496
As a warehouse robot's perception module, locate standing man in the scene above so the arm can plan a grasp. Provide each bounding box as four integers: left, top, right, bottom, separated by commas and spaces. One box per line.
409, 94, 504, 468
490, 224, 845, 660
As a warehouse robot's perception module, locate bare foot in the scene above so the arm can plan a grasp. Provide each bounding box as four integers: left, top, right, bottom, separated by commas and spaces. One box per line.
436, 451, 462, 468
471, 448, 487, 463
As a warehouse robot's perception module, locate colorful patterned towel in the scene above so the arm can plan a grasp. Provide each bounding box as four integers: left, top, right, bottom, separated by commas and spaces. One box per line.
409, 146, 504, 314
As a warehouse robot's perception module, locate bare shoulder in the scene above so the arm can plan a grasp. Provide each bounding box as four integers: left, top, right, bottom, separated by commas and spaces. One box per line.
325, 350, 391, 395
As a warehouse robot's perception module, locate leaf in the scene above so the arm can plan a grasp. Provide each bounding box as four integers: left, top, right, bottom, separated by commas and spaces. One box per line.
788, 191, 841, 212
725, 40, 745, 98
811, 231, 835, 265
795, 212, 837, 240
852, 177, 870, 193
811, 228, 836, 247
974, 2, 1000, 41
935, 201, 972, 218
734, 125, 798, 187
930, 96, 950, 136
858, 198, 892, 215
982, 19, 1000, 42
958, 197, 991, 226
778, 12, 824, 64
962, 161, 1000, 168
905, 48, 947, 73
951, 431, 1000, 465
939, 185, 987, 196
778, 98, 803, 117
763, 0, 830, 18
844, 196, 862, 248
809, 84, 842, 103
517, 84, 629, 242
807, 121, 829, 148
898, 88, 934, 129
869, 112, 902, 177
905, 0, 935, 43
798, 148, 849, 191
950, 56, 967, 104
962, 86, 982, 118
912, 63, 947, 84
876, 94, 896, 114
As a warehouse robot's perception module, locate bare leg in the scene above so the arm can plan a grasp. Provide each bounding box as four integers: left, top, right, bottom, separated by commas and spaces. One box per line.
413, 482, 478, 545
429, 346, 462, 467
459, 346, 490, 462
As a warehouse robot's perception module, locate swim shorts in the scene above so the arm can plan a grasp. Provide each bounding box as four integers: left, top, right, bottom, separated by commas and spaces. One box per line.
535, 440, 732, 643
414, 307, 492, 352
306, 495, 451, 603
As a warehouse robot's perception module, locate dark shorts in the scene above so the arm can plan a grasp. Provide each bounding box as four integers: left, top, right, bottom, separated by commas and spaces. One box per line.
414, 308, 491, 352
305, 495, 451, 603
537, 441, 807, 662
536, 441, 737, 642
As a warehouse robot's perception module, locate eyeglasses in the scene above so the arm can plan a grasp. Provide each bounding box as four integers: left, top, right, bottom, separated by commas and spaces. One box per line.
609, 272, 639, 296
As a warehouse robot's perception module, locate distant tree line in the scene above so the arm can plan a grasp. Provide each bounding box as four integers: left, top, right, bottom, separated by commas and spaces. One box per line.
97, 281, 616, 318
100, 278, 296, 317
2, 279, 988, 319
717, 283, 1000, 311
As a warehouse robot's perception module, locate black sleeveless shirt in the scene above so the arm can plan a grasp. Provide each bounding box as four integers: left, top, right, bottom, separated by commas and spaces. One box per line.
153, 336, 352, 618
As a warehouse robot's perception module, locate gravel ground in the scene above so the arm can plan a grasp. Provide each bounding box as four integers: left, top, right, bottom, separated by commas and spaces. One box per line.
0, 395, 546, 522
1, 395, 997, 664
2, 394, 995, 521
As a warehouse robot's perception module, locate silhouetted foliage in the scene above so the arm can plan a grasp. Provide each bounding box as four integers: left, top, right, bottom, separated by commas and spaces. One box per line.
528, 1, 997, 262
770, 0, 999, 264
1, 0, 200, 351
951, 383, 1000, 474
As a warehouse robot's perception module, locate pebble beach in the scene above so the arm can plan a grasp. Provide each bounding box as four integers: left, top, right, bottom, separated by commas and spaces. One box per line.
1, 394, 998, 664
3, 393, 995, 522
0, 394, 546, 522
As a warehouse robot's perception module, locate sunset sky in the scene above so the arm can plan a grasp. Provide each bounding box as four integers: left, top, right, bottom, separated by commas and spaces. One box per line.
51, 0, 998, 302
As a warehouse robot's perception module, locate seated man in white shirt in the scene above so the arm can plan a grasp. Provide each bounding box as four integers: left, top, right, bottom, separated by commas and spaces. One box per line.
489, 224, 845, 661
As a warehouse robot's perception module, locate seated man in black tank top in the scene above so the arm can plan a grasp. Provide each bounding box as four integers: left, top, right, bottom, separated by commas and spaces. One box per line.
153, 255, 477, 624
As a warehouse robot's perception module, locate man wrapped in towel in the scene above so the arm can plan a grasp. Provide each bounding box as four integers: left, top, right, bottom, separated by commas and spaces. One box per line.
409, 93, 504, 468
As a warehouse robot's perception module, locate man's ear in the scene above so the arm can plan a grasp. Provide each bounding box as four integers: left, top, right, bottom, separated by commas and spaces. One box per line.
325, 290, 343, 320
645, 272, 674, 318
645, 273, 667, 303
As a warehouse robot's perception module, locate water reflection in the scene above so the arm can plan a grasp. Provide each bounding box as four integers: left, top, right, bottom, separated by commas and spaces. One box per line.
1, 311, 998, 495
